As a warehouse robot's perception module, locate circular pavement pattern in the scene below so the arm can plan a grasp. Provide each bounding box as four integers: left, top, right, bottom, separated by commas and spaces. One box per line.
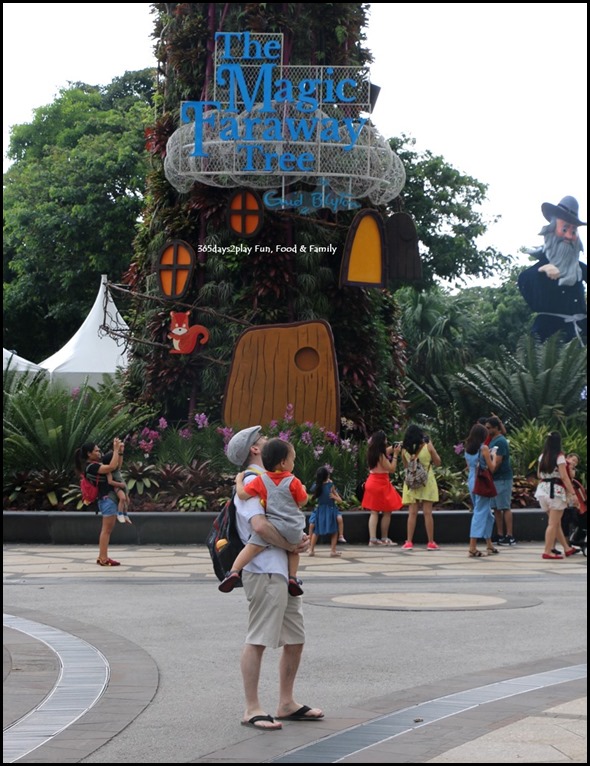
312, 591, 542, 611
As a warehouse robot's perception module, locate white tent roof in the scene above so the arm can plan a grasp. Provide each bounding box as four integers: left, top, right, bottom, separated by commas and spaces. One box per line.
3, 348, 45, 373
39, 275, 129, 388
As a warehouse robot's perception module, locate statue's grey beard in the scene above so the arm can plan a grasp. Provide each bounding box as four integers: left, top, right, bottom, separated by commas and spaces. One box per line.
543, 231, 583, 287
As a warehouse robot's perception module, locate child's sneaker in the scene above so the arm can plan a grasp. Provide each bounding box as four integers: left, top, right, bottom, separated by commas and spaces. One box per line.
123, 514, 133, 524
218, 570, 242, 593
288, 577, 304, 596
338, 536, 347, 543
427, 541, 440, 550
401, 541, 414, 550
117, 513, 126, 524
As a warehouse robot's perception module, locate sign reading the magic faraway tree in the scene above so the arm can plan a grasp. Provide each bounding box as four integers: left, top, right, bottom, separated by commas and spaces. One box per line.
164, 32, 405, 207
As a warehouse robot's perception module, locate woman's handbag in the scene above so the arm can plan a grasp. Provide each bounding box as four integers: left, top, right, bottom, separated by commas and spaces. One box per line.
474, 465, 497, 497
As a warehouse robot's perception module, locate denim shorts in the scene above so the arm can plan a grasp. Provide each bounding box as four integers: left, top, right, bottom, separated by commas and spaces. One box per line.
491, 479, 513, 510
97, 495, 118, 517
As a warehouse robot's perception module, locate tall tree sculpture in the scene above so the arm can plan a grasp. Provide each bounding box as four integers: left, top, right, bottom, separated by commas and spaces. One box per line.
124, 2, 409, 432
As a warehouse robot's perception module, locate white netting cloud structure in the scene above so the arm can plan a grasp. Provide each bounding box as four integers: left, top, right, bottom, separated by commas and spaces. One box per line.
163, 33, 405, 204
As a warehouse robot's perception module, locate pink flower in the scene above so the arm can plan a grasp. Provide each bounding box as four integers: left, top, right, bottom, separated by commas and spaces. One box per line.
284, 403, 294, 422
179, 428, 191, 440
217, 426, 234, 447
454, 443, 464, 455
158, 417, 168, 430
194, 413, 209, 429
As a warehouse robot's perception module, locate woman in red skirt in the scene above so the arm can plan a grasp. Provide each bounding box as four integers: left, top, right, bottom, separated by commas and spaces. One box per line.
362, 430, 403, 546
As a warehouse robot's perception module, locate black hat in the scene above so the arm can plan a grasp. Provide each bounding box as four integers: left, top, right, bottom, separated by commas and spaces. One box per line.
541, 196, 586, 227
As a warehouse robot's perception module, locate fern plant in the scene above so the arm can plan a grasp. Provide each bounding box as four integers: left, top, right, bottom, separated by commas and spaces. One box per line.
3, 377, 151, 480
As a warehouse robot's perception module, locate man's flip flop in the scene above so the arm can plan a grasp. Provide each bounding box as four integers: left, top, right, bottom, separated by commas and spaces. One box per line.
275, 705, 324, 721
241, 714, 282, 730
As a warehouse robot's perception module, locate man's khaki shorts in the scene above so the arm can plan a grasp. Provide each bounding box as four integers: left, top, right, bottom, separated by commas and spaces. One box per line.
243, 572, 305, 649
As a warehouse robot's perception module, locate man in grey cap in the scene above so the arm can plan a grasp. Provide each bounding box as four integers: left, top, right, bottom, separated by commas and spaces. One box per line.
518, 196, 587, 344
225, 426, 322, 731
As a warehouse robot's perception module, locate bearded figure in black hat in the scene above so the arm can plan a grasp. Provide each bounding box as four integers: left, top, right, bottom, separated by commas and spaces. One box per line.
518, 196, 587, 344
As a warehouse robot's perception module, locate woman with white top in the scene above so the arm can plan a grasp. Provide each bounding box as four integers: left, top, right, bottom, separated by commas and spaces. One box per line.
535, 431, 580, 560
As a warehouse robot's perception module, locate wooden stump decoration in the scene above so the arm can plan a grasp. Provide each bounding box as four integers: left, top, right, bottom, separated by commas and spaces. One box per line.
223, 320, 340, 433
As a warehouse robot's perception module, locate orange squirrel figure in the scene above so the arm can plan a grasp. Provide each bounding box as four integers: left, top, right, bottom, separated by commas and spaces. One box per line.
168, 311, 209, 354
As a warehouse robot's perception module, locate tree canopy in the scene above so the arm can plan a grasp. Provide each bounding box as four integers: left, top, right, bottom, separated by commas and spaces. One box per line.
389, 135, 511, 284
3, 70, 155, 361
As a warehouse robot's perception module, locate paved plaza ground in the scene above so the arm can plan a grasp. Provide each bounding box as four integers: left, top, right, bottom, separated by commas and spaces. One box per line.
3, 542, 587, 763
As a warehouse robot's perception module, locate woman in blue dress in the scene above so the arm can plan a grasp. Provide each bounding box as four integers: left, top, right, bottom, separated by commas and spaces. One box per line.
464, 423, 498, 557
309, 466, 343, 557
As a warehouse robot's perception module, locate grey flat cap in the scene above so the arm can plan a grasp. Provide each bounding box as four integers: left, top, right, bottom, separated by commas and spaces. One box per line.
226, 425, 263, 466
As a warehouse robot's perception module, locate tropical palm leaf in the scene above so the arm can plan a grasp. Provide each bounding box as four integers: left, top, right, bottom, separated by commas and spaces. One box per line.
3, 378, 151, 479
453, 335, 586, 429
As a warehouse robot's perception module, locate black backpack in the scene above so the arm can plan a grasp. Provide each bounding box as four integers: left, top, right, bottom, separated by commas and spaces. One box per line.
206, 471, 256, 583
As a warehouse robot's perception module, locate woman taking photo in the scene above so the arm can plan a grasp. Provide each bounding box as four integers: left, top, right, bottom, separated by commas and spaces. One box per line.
400, 424, 441, 550
464, 423, 498, 557
362, 430, 403, 546
535, 431, 580, 560
75, 436, 125, 566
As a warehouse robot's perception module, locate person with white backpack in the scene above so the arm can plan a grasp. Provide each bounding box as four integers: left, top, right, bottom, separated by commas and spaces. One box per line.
400, 424, 442, 550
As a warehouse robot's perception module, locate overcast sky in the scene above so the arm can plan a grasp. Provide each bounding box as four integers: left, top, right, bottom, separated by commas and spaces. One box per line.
3, 3, 587, 282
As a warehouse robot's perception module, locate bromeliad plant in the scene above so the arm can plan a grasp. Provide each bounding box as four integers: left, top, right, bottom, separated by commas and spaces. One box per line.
122, 462, 160, 496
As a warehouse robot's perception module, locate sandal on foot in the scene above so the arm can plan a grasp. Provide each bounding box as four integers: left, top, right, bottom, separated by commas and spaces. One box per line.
218, 570, 242, 592
96, 557, 120, 566
288, 577, 304, 596
468, 550, 483, 557
275, 704, 324, 721
241, 714, 282, 730
486, 547, 499, 555
330, 551, 342, 557
368, 538, 384, 546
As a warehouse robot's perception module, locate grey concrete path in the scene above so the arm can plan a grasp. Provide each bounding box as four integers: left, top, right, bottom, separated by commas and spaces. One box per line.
3, 542, 587, 763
